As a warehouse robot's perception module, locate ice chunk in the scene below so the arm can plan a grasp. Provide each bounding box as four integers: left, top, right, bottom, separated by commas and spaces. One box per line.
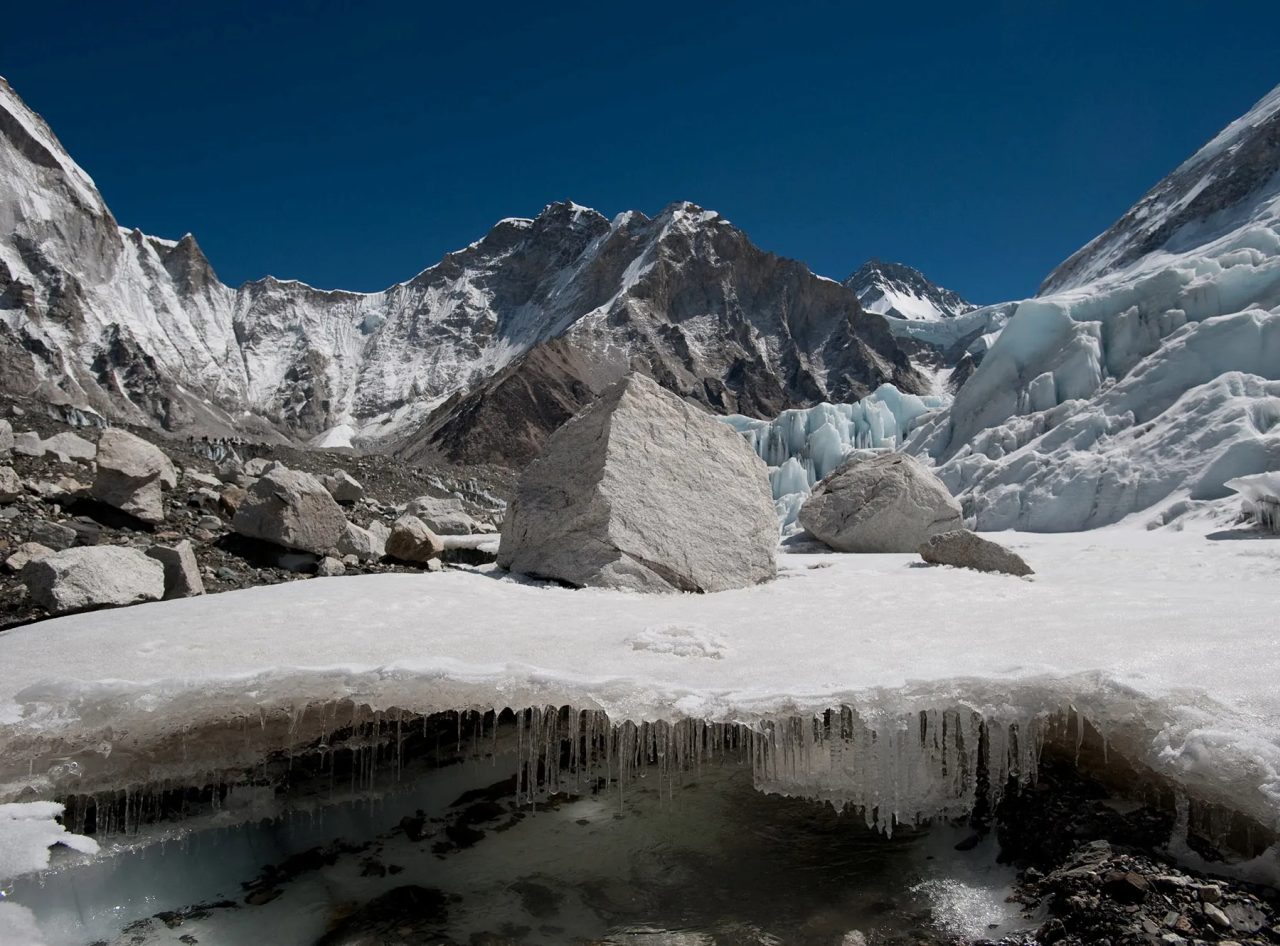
1225, 471, 1280, 530
0, 802, 99, 882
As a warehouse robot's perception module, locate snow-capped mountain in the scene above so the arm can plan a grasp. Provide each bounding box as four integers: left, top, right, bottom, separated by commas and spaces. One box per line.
844, 259, 975, 322
908, 83, 1280, 531
0, 77, 926, 465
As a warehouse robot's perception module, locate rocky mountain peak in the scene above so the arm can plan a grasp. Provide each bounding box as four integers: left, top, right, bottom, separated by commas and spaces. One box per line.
844, 259, 975, 322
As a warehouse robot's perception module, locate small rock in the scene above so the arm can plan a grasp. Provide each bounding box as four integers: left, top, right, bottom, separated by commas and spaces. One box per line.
321, 470, 364, 503
42, 432, 97, 463
4, 542, 52, 573
23, 546, 165, 614
28, 520, 77, 551
1101, 870, 1149, 905
315, 556, 346, 577
385, 515, 444, 564
146, 540, 206, 599
0, 466, 20, 503
196, 515, 223, 531
1224, 901, 1266, 933
1204, 903, 1231, 928
1195, 883, 1223, 904
183, 470, 222, 489
12, 431, 43, 457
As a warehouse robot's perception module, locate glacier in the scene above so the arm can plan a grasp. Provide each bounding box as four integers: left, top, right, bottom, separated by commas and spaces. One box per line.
722, 384, 950, 527
905, 82, 1280, 532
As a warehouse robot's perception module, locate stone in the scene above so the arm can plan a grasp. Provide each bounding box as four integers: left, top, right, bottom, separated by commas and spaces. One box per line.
0, 419, 11, 457
497, 373, 778, 592
146, 540, 206, 599
0, 466, 20, 503
42, 431, 97, 463
918, 529, 1034, 576
385, 515, 444, 564
337, 521, 386, 562
28, 520, 77, 550
92, 429, 178, 524
4, 542, 52, 573
232, 467, 347, 553
799, 453, 962, 553
242, 457, 274, 477
1101, 870, 1149, 905
12, 431, 43, 457
1204, 903, 1231, 929
405, 495, 480, 535
321, 469, 364, 503
315, 556, 346, 577
196, 515, 224, 531
219, 484, 248, 516
183, 470, 222, 489
23, 546, 164, 614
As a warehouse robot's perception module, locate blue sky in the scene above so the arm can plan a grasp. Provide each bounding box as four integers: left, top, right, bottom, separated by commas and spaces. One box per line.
4, 1, 1278, 303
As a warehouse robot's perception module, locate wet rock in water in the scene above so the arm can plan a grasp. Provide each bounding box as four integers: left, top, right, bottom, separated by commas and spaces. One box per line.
316, 556, 346, 577
4, 542, 52, 573
917, 529, 1034, 577
23, 545, 164, 614
93, 429, 178, 524
322, 469, 364, 503
314, 885, 451, 946
42, 431, 97, 463
0, 466, 20, 503
232, 467, 348, 554
0, 418, 12, 457
337, 522, 386, 562
385, 515, 444, 564
799, 453, 962, 553
28, 519, 77, 551
147, 540, 206, 598
498, 372, 778, 592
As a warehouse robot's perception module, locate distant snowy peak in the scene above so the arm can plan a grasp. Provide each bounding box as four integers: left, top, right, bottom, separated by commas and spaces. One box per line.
844, 259, 975, 322
1041, 82, 1280, 293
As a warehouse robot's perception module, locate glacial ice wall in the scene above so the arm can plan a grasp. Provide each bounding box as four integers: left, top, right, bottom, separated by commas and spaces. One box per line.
722, 384, 950, 527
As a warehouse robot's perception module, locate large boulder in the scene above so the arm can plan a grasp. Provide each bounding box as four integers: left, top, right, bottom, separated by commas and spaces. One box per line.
23, 546, 164, 615
146, 540, 207, 598
405, 495, 481, 535
92, 429, 178, 524
385, 515, 444, 564
918, 529, 1034, 576
232, 467, 347, 553
799, 453, 962, 553
498, 373, 778, 592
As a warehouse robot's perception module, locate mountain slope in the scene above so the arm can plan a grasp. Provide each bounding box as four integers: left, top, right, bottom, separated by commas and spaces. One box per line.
0, 77, 925, 462
909, 83, 1280, 531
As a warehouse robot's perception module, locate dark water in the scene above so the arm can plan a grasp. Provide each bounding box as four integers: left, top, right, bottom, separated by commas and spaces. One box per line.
6, 749, 1031, 946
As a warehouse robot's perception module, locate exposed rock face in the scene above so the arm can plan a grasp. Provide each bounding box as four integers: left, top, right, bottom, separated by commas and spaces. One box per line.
0, 466, 19, 503
918, 529, 1033, 576
23, 546, 164, 614
231, 467, 347, 553
92, 429, 177, 524
321, 470, 364, 503
384, 515, 444, 564
146, 540, 206, 598
799, 453, 962, 553
498, 373, 778, 592
1, 77, 925, 464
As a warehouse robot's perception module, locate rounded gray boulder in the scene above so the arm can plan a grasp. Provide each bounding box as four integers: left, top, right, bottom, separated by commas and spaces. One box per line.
799, 452, 962, 553
918, 529, 1034, 576
232, 466, 348, 554
23, 546, 165, 615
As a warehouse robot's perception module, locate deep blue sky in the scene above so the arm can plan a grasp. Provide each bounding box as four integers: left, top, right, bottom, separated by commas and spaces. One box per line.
4, 2, 1278, 302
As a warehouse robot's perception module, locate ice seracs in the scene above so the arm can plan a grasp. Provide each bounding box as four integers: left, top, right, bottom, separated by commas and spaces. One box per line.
1226, 471, 1280, 531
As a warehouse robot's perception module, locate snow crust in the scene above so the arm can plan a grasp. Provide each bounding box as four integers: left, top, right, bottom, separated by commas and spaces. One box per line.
722, 384, 949, 527
0, 527, 1277, 846
0, 802, 97, 882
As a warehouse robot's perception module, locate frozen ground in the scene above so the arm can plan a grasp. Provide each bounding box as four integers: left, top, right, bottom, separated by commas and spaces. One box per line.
0, 523, 1277, 844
